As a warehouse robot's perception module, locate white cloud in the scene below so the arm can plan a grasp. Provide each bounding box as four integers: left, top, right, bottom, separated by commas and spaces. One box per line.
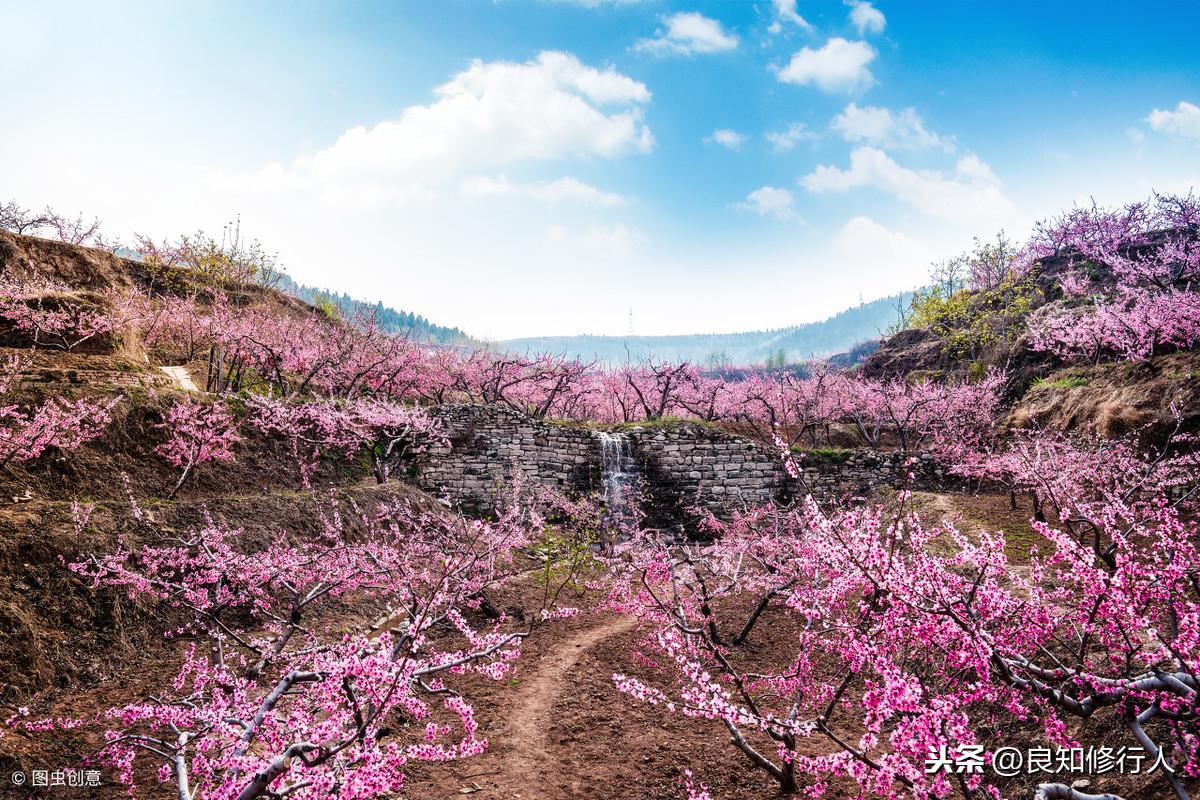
707, 129, 748, 149
831, 103, 950, 151
765, 122, 819, 151
636, 12, 739, 56
1145, 101, 1200, 141
460, 175, 626, 206
834, 216, 930, 274
770, 0, 813, 31
736, 186, 798, 220
846, 0, 886, 35
545, 223, 647, 253
248, 51, 652, 198
801, 146, 1014, 223
777, 38, 876, 94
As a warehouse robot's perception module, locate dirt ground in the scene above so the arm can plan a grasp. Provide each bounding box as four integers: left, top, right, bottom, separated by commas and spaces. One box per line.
1, 510, 1183, 800
402, 592, 805, 800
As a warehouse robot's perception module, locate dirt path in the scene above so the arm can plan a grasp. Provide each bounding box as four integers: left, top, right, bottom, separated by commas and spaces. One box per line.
501, 614, 636, 773
159, 364, 200, 392
422, 612, 637, 799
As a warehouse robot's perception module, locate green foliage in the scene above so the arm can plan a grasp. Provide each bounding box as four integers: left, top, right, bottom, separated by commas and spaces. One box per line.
309, 291, 343, 322
908, 274, 1039, 361
905, 369, 944, 384
532, 524, 599, 611
705, 350, 730, 369
140, 220, 285, 291
276, 274, 472, 345
792, 446, 853, 463
1032, 375, 1090, 389
1165, 367, 1199, 383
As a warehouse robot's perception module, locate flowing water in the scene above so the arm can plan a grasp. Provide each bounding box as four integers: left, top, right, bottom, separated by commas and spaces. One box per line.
596, 431, 636, 529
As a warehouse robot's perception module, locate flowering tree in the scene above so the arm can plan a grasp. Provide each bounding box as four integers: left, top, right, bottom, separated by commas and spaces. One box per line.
731, 367, 842, 448
0, 274, 118, 351
44, 210, 104, 246
1027, 192, 1200, 363
349, 398, 446, 483
62, 487, 542, 800
154, 397, 243, 497
136, 218, 285, 289
0, 200, 54, 235
248, 396, 445, 487
609, 427, 1200, 799
0, 199, 113, 248
622, 361, 694, 421
0, 355, 119, 468
247, 396, 360, 487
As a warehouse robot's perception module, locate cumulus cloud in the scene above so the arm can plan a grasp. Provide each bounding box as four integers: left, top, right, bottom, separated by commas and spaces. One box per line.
636, 12, 739, 56
777, 38, 876, 94
765, 122, 819, 152
736, 186, 798, 220
245, 52, 652, 199
831, 103, 951, 151
801, 146, 1014, 223
768, 0, 813, 32
1145, 101, 1200, 141
460, 175, 625, 206
846, 0, 886, 35
707, 129, 749, 149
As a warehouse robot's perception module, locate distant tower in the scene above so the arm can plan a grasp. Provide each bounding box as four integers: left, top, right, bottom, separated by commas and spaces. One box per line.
628, 307, 634, 336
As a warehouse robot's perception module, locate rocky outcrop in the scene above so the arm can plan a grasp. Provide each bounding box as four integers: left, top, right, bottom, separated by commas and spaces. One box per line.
859, 327, 950, 380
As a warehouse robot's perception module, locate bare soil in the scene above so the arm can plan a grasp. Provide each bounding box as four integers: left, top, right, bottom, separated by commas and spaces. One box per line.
403, 585, 835, 800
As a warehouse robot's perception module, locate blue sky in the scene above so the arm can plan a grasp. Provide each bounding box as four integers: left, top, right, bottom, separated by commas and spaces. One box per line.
2, 0, 1199, 339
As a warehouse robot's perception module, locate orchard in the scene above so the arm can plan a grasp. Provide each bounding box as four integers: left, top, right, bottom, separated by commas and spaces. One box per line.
0, 193, 1198, 799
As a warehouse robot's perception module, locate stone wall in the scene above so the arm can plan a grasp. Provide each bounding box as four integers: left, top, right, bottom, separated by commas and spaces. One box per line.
412, 404, 953, 528
792, 448, 949, 499
626, 425, 951, 528
414, 404, 600, 513
628, 423, 792, 528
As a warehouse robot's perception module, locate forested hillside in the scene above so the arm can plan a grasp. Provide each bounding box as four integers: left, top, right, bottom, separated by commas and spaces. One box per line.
277, 274, 475, 345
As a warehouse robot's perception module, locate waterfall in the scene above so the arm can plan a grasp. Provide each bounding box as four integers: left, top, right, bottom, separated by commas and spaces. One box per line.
596, 431, 635, 529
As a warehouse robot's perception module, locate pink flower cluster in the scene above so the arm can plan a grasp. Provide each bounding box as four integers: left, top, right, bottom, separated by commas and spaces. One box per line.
608, 427, 1200, 798
0, 355, 119, 467
154, 397, 243, 497
1027, 192, 1200, 362
53, 477, 600, 799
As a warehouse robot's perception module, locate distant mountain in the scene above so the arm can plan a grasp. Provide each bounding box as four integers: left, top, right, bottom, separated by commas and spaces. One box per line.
501, 292, 913, 366
277, 275, 475, 346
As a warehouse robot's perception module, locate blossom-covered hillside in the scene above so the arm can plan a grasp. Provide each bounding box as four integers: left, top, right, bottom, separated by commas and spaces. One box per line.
0, 195, 1198, 800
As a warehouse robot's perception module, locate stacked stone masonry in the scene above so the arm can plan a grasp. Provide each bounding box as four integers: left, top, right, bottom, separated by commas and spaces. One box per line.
413, 404, 952, 528
414, 404, 600, 514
